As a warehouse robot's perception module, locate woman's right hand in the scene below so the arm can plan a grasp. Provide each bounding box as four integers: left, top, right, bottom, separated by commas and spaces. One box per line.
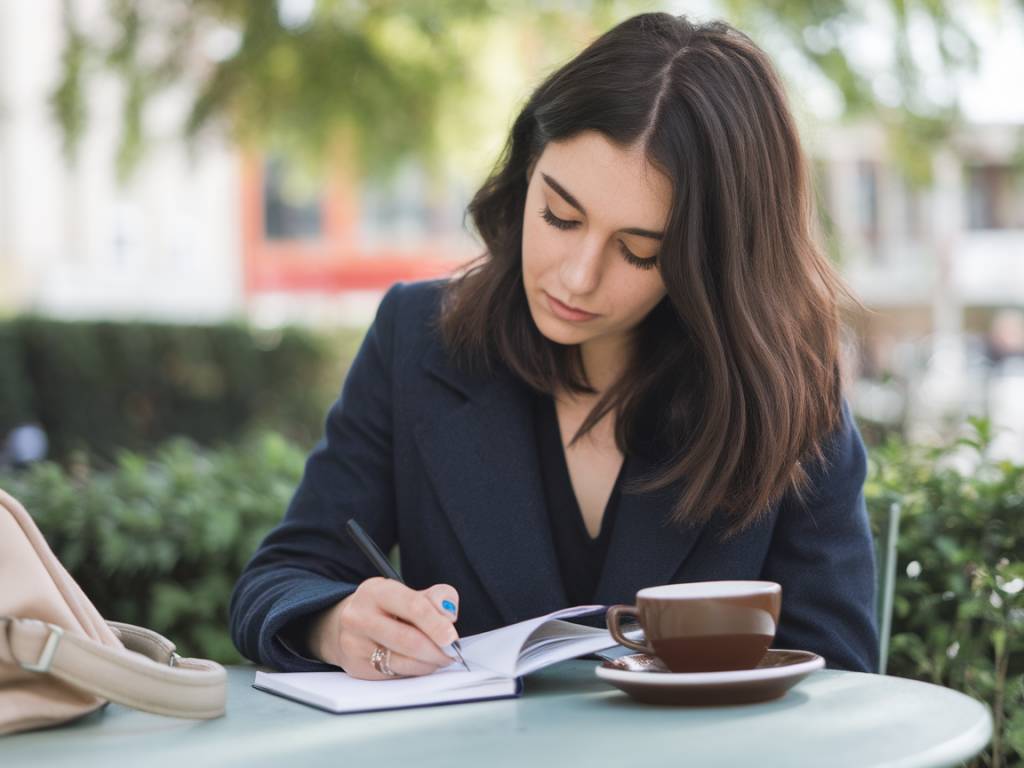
308, 577, 461, 679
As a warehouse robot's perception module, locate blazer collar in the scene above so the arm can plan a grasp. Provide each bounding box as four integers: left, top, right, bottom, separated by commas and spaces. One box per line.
415, 343, 707, 624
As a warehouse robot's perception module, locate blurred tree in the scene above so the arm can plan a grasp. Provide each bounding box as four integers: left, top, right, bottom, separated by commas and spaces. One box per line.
52, 0, 998, 184
52, 0, 624, 181
719, 0, 987, 185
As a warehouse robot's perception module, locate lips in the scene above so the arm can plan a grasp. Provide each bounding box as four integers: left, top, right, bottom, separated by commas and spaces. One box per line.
544, 291, 599, 322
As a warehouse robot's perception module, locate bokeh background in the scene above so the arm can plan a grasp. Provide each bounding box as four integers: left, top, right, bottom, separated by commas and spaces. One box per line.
2, 0, 1023, 459
0, 1, 1021, 764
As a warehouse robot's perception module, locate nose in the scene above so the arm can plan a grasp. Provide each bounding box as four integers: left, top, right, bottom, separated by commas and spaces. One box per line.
558, 232, 605, 298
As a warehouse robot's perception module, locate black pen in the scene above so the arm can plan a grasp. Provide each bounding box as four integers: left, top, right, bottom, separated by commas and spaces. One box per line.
345, 519, 470, 671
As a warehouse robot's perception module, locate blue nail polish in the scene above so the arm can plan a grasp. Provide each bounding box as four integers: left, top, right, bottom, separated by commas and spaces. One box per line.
442, 599, 457, 614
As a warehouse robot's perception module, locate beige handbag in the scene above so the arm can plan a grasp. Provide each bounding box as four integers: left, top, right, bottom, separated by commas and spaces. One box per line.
0, 487, 227, 735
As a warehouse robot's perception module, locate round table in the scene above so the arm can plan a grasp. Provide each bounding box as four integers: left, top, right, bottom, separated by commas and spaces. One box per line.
0, 662, 992, 767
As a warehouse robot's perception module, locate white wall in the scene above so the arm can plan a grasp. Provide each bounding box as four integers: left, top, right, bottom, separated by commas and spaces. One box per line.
0, 0, 243, 322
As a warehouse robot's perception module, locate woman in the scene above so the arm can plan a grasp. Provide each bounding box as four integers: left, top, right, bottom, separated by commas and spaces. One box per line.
229, 12, 878, 679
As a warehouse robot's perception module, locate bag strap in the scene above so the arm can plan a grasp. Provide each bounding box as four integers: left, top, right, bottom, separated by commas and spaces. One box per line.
1, 617, 226, 719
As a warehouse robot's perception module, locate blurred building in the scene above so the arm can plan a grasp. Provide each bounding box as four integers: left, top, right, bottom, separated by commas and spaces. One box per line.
239, 154, 474, 326
810, 122, 1024, 455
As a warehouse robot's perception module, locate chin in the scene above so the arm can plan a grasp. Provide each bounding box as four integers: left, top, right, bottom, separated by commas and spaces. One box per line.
530, 311, 590, 347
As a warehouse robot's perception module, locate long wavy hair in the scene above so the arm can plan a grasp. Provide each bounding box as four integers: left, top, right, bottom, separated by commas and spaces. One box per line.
438, 12, 857, 537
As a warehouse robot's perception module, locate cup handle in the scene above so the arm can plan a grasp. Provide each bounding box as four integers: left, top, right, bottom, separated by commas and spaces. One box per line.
606, 605, 655, 654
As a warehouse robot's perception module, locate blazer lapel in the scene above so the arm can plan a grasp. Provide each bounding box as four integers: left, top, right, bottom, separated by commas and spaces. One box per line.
414, 345, 570, 625
415, 342, 711, 621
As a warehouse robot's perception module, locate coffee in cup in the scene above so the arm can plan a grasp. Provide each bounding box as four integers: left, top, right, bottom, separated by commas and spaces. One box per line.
607, 580, 782, 673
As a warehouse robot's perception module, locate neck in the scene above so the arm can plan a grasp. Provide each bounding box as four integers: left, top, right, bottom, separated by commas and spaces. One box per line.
578, 332, 632, 396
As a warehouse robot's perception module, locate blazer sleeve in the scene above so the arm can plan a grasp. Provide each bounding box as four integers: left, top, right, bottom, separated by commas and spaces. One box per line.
228, 282, 404, 671
760, 398, 879, 673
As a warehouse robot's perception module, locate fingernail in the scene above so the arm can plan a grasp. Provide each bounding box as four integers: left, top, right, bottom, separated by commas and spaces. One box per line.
441, 599, 457, 615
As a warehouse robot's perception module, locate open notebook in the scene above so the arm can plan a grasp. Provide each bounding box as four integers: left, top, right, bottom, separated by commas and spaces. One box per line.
253, 605, 634, 714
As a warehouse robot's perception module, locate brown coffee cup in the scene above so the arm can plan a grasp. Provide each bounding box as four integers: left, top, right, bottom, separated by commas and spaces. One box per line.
607, 581, 782, 673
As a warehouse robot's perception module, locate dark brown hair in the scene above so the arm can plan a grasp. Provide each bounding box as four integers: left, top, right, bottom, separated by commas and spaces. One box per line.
439, 13, 856, 537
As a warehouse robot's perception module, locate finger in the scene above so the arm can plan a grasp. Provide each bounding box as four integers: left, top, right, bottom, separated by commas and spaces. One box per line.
365, 611, 455, 667
385, 649, 444, 678
420, 584, 460, 624
343, 637, 440, 680
374, 581, 460, 652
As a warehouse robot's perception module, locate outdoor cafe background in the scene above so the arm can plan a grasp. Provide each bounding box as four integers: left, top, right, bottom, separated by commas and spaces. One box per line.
0, 1, 1021, 765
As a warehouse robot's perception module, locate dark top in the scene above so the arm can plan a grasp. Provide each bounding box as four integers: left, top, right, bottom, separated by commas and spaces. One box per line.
228, 279, 879, 675
533, 391, 624, 606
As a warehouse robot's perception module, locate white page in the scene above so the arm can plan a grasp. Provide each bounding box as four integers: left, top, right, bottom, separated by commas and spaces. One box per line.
454, 605, 615, 677
253, 667, 517, 713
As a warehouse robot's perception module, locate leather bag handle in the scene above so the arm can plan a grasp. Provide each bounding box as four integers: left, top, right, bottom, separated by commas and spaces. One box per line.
1, 617, 226, 719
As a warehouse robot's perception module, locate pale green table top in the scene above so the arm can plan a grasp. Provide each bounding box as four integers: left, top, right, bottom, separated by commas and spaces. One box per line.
0, 662, 992, 768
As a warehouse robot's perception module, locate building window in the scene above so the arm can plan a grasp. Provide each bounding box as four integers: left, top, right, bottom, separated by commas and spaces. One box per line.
898, 175, 926, 243
263, 156, 324, 241
856, 160, 881, 253
358, 161, 452, 249
966, 164, 1024, 230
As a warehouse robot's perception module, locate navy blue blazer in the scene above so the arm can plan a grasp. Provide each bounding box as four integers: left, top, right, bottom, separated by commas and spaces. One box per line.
229, 279, 879, 673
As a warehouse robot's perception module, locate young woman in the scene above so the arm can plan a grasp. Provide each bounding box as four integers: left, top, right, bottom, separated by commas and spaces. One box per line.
230, 12, 878, 680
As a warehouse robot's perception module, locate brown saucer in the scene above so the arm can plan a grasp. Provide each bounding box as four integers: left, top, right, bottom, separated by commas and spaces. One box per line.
595, 649, 824, 706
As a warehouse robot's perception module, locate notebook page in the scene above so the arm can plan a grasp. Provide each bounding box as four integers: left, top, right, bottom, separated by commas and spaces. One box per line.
253, 667, 516, 714
514, 622, 648, 674
514, 624, 619, 676
455, 605, 612, 677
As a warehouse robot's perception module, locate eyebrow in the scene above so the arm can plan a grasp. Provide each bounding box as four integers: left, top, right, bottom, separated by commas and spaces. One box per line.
540, 172, 665, 240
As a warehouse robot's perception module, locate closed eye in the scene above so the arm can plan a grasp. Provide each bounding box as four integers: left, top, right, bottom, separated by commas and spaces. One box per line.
540, 206, 659, 271
540, 206, 578, 230
618, 241, 658, 270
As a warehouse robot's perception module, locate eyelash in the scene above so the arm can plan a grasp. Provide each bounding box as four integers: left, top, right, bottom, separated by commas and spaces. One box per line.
539, 206, 659, 271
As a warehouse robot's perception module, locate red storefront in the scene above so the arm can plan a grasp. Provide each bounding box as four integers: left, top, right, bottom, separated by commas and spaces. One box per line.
240, 156, 474, 297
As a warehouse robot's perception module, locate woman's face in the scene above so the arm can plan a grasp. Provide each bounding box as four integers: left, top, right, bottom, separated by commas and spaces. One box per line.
521, 130, 672, 355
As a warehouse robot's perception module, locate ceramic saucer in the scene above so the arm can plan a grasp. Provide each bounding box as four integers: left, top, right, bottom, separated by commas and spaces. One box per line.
595, 650, 824, 706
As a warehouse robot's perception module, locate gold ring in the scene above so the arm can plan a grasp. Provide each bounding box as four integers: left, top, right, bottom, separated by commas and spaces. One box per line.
370, 645, 398, 677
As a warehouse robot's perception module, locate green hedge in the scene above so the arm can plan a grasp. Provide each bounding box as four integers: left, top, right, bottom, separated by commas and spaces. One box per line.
0, 422, 1020, 764
0, 317, 362, 463
865, 418, 1023, 766
1, 434, 304, 663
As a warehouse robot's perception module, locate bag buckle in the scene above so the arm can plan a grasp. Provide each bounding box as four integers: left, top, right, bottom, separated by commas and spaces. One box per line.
22, 623, 64, 673
1, 618, 65, 673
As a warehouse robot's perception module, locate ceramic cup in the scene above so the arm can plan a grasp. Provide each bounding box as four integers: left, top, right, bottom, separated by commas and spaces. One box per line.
607, 581, 782, 673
